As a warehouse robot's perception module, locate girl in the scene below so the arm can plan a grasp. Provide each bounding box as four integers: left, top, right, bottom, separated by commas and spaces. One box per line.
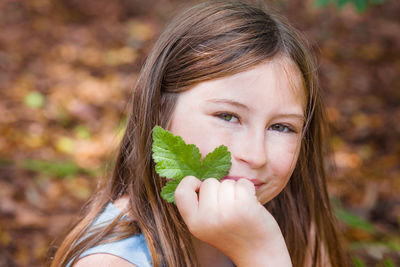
51, 1, 348, 266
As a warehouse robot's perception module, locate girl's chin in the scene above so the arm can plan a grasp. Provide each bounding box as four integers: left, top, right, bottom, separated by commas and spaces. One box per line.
256, 191, 276, 206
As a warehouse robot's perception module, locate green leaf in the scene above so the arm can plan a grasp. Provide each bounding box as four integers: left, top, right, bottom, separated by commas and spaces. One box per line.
56, 137, 75, 154
386, 240, 400, 251
370, 0, 388, 4
21, 159, 87, 178
383, 258, 395, 267
352, 0, 368, 13
337, 0, 350, 8
24, 91, 45, 109
331, 197, 376, 233
160, 179, 181, 203
315, 0, 388, 12
152, 126, 202, 181
334, 206, 376, 233
74, 125, 91, 139
152, 126, 232, 203
353, 256, 366, 267
200, 145, 232, 179
313, 0, 332, 7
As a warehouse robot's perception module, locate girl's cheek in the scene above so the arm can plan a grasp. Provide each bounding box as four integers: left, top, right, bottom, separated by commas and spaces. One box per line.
200, 132, 234, 157
268, 138, 300, 173
269, 134, 301, 154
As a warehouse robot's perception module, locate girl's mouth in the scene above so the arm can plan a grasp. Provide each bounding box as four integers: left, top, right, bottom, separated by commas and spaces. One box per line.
221, 176, 263, 189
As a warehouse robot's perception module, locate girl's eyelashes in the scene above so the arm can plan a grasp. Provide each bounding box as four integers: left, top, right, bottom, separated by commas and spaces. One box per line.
214, 112, 298, 133
269, 124, 296, 133
215, 112, 240, 123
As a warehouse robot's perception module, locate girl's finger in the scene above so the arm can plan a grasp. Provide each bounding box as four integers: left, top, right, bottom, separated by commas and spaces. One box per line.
235, 178, 256, 201
218, 179, 235, 205
198, 178, 219, 212
175, 176, 201, 221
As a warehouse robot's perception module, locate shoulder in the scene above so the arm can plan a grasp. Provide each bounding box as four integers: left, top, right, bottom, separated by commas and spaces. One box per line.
113, 195, 135, 219
74, 253, 137, 267
72, 231, 151, 267
113, 195, 130, 211
71, 199, 151, 267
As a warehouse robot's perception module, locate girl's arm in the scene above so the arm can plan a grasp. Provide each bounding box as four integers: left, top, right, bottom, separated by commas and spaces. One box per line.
175, 176, 292, 267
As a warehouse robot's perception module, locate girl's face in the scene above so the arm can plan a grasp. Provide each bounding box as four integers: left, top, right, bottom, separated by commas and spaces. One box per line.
168, 56, 306, 205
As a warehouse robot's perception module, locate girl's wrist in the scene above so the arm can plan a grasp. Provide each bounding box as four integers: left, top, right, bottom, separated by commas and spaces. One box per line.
232, 244, 292, 267
230, 232, 292, 267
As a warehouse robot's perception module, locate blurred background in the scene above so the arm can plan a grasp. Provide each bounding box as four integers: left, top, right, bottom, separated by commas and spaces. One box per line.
0, 0, 399, 266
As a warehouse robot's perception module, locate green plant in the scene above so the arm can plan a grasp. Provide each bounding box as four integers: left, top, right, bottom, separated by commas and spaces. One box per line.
21, 159, 93, 178
151, 126, 231, 203
314, 0, 389, 13
331, 198, 376, 233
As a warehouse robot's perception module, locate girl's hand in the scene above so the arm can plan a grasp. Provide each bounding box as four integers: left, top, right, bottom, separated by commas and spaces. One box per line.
175, 176, 292, 267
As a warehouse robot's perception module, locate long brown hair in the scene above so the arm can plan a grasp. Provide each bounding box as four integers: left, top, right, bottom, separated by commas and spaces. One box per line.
51, 1, 347, 266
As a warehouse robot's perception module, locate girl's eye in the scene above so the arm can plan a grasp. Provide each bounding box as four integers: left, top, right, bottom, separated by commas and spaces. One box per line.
270, 124, 294, 133
216, 113, 239, 123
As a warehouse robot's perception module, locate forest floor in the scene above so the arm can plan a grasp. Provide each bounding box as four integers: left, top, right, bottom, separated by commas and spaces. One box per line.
0, 0, 399, 266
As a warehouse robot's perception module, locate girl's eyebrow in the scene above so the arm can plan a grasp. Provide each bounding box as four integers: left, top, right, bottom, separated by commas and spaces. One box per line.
272, 113, 305, 123
207, 98, 305, 122
206, 98, 249, 111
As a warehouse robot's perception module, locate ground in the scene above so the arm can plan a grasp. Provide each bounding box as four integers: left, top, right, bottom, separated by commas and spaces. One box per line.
0, 0, 399, 266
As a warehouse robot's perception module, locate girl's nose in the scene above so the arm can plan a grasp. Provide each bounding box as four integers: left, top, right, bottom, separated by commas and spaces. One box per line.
232, 129, 267, 169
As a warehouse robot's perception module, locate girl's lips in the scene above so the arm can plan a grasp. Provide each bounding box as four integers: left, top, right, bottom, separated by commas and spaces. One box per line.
221, 176, 263, 189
